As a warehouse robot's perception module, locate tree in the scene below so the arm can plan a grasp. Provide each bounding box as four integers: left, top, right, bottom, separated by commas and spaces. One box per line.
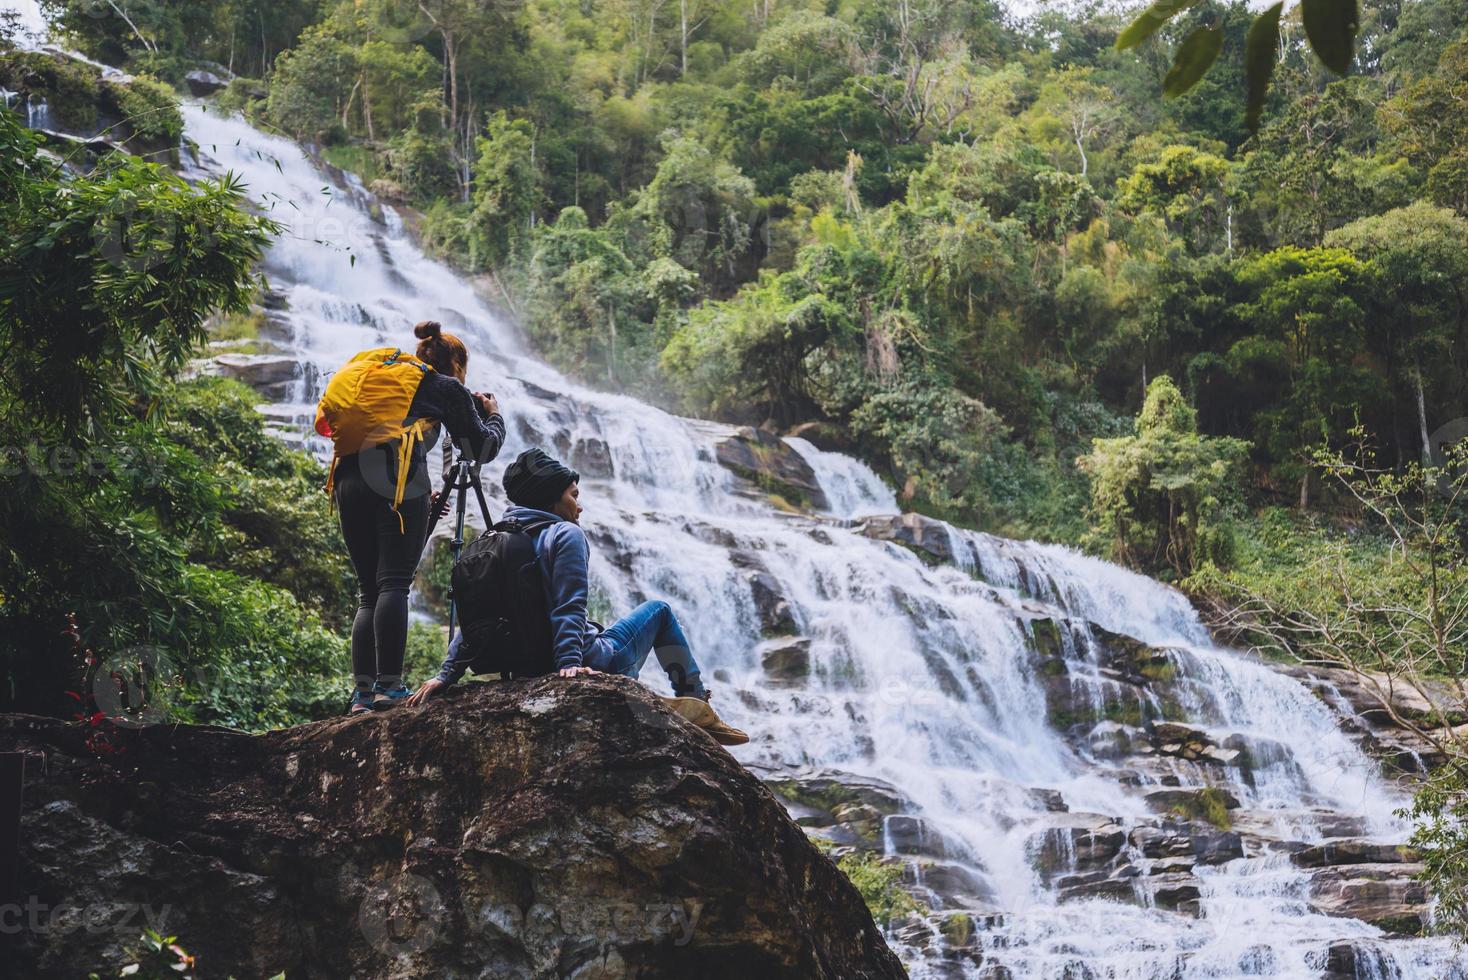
1118, 144, 1233, 254
265, 24, 357, 139
1242, 75, 1385, 246
1221, 246, 1381, 504
469, 111, 542, 266
847, 0, 979, 145
1026, 67, 1120, 180
1386, 36, 1468, 216
1326, 203, 1468, 465
1080, 376, 1249, 576
614, 134, 759, 297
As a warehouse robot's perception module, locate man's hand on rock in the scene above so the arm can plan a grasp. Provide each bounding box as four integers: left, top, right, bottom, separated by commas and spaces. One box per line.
407, 678, 445, 707
559, 666, 596, 678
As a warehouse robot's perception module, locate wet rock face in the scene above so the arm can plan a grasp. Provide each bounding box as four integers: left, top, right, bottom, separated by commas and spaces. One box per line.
207, 353, 302, 400
857, 513, 956, 564
714, 428, 828, 510
1, 677, 905, 980
1272, 662, 1461, 777
1307, 864, 1431, 935
757, 637, 811, 685
184, 70, 228, 95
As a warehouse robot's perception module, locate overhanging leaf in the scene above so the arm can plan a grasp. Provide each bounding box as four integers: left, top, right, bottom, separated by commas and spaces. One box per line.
1245, 3, 1283, 131
1163, 25, 1224, 98
1116, 0, 1200, 50
1302, 0, 1359, 75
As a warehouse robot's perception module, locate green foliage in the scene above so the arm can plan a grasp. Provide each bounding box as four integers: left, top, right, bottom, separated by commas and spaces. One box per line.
469, 111, 541, 267
91, 930, 197, 980
0, 108, 353, 726
1405, 766, 1468, 938
835, 851, 925, 928
1081, 376, 1248, 576
1118, 144, 1232, 254
108, 74, 182, 147
385, 129, 459, 203
1169, 787, 1235, 829
1117, 0, 1360, 126
265, 25, 355, 140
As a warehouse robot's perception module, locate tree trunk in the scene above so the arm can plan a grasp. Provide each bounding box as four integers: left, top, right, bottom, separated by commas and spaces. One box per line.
342, 76, 361, 131
362, 71, 375, 141
107, 0, 157, 53
1299, 469, 1310, 510
680, 0, 688, 76
443, 32, 460, 131
1414, 362, 1433, 466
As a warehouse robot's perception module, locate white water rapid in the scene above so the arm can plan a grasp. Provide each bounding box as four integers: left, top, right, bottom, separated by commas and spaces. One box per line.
173, 102, 1464, 980
3, 6, 1464, 963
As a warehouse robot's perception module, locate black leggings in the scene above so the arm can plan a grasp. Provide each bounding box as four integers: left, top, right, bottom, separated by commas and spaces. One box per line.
334, 453, 430, 687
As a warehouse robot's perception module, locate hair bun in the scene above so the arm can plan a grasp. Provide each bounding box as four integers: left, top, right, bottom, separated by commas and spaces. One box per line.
414, 320, 443, 341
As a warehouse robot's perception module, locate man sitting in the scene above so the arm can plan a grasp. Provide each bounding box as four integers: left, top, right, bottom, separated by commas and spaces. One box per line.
407, 448, 747, 746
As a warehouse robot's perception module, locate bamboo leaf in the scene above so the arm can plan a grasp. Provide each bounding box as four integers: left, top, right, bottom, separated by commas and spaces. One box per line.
1116, 0, 1200, 50
1302, 0, 1359, 75
1163, 25, 1224, 98
1245, 3, 1284, 131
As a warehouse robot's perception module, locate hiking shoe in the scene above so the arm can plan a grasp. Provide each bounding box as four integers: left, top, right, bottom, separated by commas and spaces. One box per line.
348, 691, 375, 716
372, 685, 412, 710
662, 692, 750, 747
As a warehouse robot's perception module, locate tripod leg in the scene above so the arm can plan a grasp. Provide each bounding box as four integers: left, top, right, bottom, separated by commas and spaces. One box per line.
471, 470, 494, 527
446, 465, 470, 649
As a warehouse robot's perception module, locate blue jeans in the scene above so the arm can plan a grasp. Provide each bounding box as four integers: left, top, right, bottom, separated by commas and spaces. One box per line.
586, 600, 705, 696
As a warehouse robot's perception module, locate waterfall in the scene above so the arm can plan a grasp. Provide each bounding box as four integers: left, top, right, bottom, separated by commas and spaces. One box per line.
785, 435, 897, 519
176, 102, 1468, 978
4, 0, 45, 44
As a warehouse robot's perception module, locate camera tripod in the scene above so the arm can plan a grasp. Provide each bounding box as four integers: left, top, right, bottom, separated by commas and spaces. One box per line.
425, 455, 494, 648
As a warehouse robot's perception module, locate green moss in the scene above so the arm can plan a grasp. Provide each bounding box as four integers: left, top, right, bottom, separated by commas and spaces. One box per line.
1029, 618, 1065, 660
321, 142, 382, 184
836, 851, 925, 927
105, 74, 182, 148
940, 912, 974, 947
1169, 788, 1235, 830
209, 309, 265, 343
768, 779, 900, 818
1138, 659, 1178, 683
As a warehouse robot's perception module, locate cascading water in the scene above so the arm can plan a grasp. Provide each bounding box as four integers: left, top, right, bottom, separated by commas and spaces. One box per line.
175, 103, 1466, 979
3, 9, 1462, 958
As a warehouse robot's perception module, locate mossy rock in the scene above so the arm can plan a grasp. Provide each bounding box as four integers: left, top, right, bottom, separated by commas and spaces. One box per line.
939, 912, 974, 947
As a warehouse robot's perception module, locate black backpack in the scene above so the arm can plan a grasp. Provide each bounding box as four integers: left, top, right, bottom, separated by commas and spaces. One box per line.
452, 517, 557, 677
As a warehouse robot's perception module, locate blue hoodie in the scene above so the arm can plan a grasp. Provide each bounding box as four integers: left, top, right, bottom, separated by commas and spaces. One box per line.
434, 505, 602, 684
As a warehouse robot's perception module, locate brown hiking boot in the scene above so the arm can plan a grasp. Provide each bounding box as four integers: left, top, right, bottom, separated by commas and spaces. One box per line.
662, 692, 749, 746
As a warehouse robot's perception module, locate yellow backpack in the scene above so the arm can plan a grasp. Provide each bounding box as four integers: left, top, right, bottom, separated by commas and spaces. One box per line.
314, 347, 437, 531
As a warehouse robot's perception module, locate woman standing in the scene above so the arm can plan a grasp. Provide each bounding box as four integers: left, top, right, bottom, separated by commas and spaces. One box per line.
316, 321, 505, 714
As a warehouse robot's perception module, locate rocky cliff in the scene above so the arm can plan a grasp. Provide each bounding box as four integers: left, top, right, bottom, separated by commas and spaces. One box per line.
1, 675, 907, 979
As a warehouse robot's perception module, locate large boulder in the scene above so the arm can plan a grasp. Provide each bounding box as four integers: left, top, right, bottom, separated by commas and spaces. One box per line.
209, 353, 301, 399
1, 677, 905, 979
857, 513, 956, 565
758, 637, 811, 685
1307, 863, 1431, 935
185, 69, 229, 96
714, 428, 828, 511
